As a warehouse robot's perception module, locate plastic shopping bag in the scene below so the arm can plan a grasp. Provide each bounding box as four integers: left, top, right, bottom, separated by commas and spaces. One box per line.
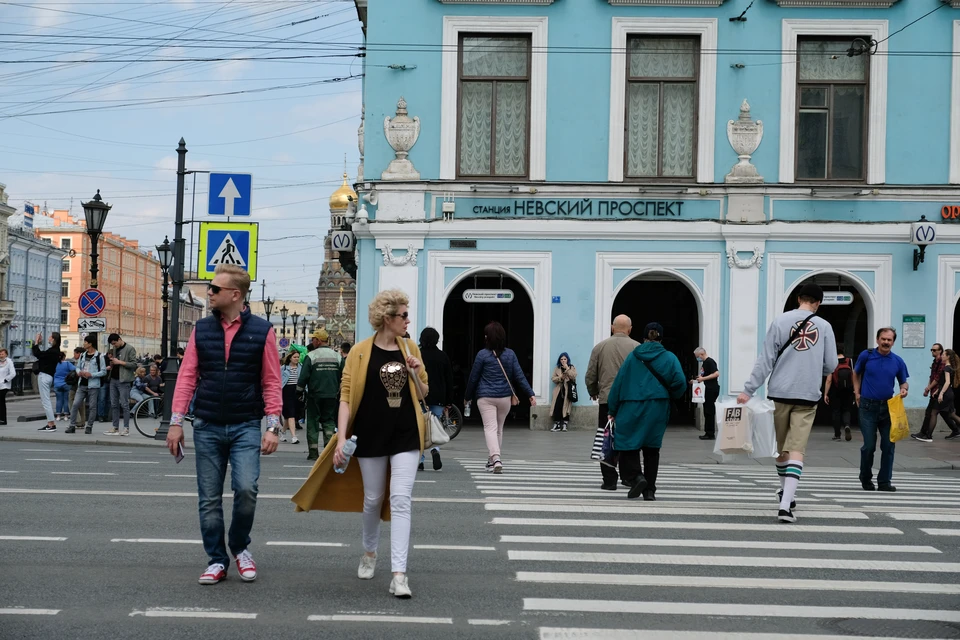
713, 397, 777, 461
691, 382, 706, 404
887, 395, 910, 443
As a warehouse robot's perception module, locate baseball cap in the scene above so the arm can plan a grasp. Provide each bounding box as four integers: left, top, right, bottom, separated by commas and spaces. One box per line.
312, 328, 329, 342
797, 283, 824, 302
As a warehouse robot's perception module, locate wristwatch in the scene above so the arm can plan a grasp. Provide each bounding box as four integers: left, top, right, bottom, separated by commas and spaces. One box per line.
265, 425, 282, 436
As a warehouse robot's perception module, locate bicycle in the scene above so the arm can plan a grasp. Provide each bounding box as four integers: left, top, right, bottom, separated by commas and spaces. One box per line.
133, 396, 164, 439
442, 404, 463, 441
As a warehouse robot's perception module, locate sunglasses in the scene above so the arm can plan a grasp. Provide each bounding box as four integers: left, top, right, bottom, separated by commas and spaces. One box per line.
208, 284, 240, 294
390, 312, 409, 320
932, 348, 943, 352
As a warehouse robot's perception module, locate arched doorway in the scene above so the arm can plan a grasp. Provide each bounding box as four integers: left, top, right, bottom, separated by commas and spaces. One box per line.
612, 274, 700, 425
442, 272, 534, 425
953, 295, 960, 351
784, 273, 869, 425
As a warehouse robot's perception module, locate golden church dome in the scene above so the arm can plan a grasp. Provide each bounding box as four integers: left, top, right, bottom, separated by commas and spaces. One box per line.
329, 173, 357, 211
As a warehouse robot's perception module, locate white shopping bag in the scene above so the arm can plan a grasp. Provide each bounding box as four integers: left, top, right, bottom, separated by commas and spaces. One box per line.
713, 398, 777, 461
691, 381, 706, 404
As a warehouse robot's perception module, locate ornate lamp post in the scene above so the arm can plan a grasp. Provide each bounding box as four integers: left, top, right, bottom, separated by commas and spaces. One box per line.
155, 236, 174, 359
279, 305, 288, 337
81, 190, 111, 289
291, 311, 300, 343
264, 297, 274, 323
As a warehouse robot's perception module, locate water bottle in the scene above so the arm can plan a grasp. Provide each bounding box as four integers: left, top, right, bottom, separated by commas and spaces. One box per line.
464, 402, 471, 418
334, 436, 357, 474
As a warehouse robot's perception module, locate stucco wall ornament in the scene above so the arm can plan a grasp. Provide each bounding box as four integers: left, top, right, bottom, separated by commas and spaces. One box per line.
382, 97, 421, 180
382, 244, 418, 267
725, 99, 764, 184
726, 246, 763, 269
357, 104, 365, 181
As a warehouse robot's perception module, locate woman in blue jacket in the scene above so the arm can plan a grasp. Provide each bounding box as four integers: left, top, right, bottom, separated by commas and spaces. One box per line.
464, 321, 536, 474
53, 352, 76, 421
607, 322, 687, 500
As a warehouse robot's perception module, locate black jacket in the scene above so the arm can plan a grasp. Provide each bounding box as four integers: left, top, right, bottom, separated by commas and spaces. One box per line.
32, 342, 61, 377
420, 345, 453, 407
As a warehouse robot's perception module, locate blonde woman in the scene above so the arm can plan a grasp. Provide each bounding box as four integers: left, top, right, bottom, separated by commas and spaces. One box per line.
292, 289, 428, 599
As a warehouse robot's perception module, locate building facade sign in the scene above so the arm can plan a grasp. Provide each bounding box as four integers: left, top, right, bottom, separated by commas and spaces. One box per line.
464, 198, 719, 219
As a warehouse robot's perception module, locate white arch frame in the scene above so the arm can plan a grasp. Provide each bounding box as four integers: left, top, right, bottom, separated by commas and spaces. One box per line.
425, 251, 552, 401
936, 255, 960, 346
594, 253, 722, 361
766, 253, 892, 342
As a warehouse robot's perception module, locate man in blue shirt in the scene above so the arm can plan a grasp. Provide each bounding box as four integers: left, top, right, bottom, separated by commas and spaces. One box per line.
853, 327, 909, 492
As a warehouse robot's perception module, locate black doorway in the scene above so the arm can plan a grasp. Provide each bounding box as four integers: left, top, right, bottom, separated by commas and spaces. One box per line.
612, 276, 700, 425
442, 273, 534, 425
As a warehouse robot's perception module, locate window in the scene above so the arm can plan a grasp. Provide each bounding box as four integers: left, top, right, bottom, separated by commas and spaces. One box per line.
61, 259, 70, 273
457, 34, 531, 178
60, 238, 71, 250
61, 281, 69, 298
60, 308, 68, 325
796, 38, 868, 181
625, 36, 699, 179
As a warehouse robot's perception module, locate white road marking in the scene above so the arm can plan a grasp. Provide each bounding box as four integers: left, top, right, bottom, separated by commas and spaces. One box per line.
308, 615, 453, 624
490, 517, 901, 534
266, 541, 347, 547
0, 471, 18, 473
414, 480, 436, 483
921, 528, 960, 536
267, 477, 307, 481
0, 488, 485, 503
134, 609, 256, 619
501, 535, 938, 554
486, 504, 868, 519
84, 450, 131, 453
0, 536, 67, 541
51, 472, 116, 476
108, 461, 159, 464
524, 599, 960, 622
888, 513, 960, 522
414, 544, 496, 551
165, 474, 196, 478
112, 538, 201, 544
517, 571, 960, 594
24, 459, 70, 462
284, 465, 314, 468
509, 551, 960, 572
469, 619, 512, 626
470, 476, 744, 485
477, 490, 805, 502
539, 629, 953, 640
0, 608, 60, 616
19, 449, 59, 452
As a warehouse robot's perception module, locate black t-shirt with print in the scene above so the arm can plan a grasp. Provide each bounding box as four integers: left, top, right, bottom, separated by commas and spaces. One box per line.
351, 344, 419, 458
701, 357, 719, 391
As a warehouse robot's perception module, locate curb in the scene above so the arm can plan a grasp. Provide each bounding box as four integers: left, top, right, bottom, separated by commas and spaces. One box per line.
17, 414, 48, 423
0, 435, 165, 448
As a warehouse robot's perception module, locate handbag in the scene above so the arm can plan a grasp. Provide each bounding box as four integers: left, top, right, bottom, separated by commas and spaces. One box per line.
569, 378, 579, 403
398, 340, 450, 448
494, 352, 520, 406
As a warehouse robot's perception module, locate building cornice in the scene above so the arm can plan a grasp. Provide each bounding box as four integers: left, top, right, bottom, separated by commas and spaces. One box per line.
438, 0, 555, 3
769, 0, 900, 6
609, 0, 725, 5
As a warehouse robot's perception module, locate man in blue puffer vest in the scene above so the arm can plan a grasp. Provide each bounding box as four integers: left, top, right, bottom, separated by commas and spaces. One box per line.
166, 264, 283, 587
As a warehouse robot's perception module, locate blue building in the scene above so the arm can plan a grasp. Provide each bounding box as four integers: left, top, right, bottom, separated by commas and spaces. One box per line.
5, 224, 66, 362
349, 0, 960, 425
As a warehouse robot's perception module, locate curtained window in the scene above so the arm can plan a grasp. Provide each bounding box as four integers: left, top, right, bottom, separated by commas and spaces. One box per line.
796, 38, 868, 181
458, 34, 531, 178
625, 36, 699, 180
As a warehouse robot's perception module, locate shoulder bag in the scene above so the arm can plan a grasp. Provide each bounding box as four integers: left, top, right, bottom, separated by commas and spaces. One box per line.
399, 339, 450, 448
494, 352, 520, 406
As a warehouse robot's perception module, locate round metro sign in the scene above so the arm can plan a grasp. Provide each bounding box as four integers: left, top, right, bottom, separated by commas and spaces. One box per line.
78, 288, 106, 317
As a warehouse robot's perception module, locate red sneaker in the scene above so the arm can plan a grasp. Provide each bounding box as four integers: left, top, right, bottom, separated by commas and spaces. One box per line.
198, 563, 226, 585
235, 549, 257, 582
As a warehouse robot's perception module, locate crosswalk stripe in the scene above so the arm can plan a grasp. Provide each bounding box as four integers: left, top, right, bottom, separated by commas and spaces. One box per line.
500, 535, 938, 554
888, 513, 960, 522
524, 599, 960, 622
477, 489, 789, 501
538, 628, 952, 640
517, 571, 960, 593
490, 517, 902, 534
508, 551, 960, 572
920, 528, 960, 536
486, 504, 868, 519
469, 475, 745, 484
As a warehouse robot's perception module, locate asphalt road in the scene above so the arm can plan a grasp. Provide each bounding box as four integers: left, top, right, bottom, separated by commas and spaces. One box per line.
1, 440, 959, 640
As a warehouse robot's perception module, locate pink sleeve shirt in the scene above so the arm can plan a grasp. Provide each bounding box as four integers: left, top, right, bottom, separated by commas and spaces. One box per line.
171, 312, 282, 428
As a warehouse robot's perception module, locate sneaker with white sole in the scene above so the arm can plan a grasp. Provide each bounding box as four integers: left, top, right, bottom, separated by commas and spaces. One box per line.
493, 460, 503, 474
235, 549, 257, 582
120, 429, 129, 437
38, 425, 56, 432
778, 509, 797, 523
103, 429, 120, 436
389, 574, 412, 598
291, 437, 300, 444
198, 563, 227, 585
358, 554, 376, 580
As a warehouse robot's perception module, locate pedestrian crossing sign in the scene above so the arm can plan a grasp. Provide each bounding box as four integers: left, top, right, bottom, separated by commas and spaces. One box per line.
197, 221, 258, 281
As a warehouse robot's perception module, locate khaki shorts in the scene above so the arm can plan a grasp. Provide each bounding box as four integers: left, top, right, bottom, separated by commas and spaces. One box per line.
773, 402, 817, 454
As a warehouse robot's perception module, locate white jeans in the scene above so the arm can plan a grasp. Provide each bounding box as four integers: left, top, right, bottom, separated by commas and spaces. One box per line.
357, 449, 419, 573
38, 373, 55, 422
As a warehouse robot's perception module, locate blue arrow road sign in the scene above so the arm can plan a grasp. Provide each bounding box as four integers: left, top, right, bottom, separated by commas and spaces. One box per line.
78, 288, 106, 317
208, 173, 252, 216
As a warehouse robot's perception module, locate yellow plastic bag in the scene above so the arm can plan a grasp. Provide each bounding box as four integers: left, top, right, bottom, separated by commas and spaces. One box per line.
887, 395, 910, 443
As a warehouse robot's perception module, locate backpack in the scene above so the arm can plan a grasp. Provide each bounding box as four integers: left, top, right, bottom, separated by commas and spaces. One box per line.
833, 358, 853, 390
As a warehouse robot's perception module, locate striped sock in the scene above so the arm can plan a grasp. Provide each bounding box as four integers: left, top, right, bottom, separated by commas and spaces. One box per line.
776, 462, 788, 492
780, 460, 803, 511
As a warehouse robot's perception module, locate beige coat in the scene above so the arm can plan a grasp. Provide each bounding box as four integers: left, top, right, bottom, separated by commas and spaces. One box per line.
585, 333, 640, 404
291, 335, 428, 520
550, 365, 577, 417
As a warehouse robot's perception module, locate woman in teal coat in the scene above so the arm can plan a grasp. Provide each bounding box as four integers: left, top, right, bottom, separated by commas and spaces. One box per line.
607, 322, 687, 501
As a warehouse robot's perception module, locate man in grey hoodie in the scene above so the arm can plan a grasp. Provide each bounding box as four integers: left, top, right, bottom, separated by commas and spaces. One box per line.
738, 283, 838, 523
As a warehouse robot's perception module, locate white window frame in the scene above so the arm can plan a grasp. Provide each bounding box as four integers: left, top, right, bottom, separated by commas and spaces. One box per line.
779, 19, 888, 184
608, 18, 717, 183
440, 16, 548, 181
951, 21, 960, 184
60, 238, 71, 250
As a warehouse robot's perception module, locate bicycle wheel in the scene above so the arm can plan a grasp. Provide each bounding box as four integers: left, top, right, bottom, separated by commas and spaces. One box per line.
443, 404, 463, 440
133, 397, 164, 438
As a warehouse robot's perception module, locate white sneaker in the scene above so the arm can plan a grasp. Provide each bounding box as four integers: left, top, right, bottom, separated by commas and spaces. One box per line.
279, 433, 288, 443
120, 429, 129, 437
103, 429, 119, 436
358, 554, 376, 580
235, 549, 257, 582
389, 574, 412, 598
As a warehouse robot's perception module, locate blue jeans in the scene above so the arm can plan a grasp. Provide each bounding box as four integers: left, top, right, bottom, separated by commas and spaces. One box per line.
97, 384, 109, 421
192, 418, 262, 567
54, 385, 70, 415
859, 398, 895, 486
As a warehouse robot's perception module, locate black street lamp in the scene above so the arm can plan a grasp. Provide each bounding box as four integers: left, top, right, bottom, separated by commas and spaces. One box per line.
81, 190, 111, 289
291, 311, 300, 343
155, 236, 174, 359
302, 319, 308, 344
264, 297, 274, 323
279, 305, 288, 337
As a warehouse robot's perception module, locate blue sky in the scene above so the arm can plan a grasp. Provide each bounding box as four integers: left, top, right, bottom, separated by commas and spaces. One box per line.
0, 0, 362, 301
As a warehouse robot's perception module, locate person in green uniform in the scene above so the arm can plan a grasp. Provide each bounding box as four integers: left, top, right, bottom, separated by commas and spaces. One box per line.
297, 328, 344, 460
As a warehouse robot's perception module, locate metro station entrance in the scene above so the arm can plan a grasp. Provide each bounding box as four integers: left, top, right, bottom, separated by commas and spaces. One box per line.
612, 275, 701, 425
442, 272, 534, 424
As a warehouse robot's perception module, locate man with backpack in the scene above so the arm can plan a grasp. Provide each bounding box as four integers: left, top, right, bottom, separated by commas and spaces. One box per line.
824, 345, 855, 441
66, 334, 108, 435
